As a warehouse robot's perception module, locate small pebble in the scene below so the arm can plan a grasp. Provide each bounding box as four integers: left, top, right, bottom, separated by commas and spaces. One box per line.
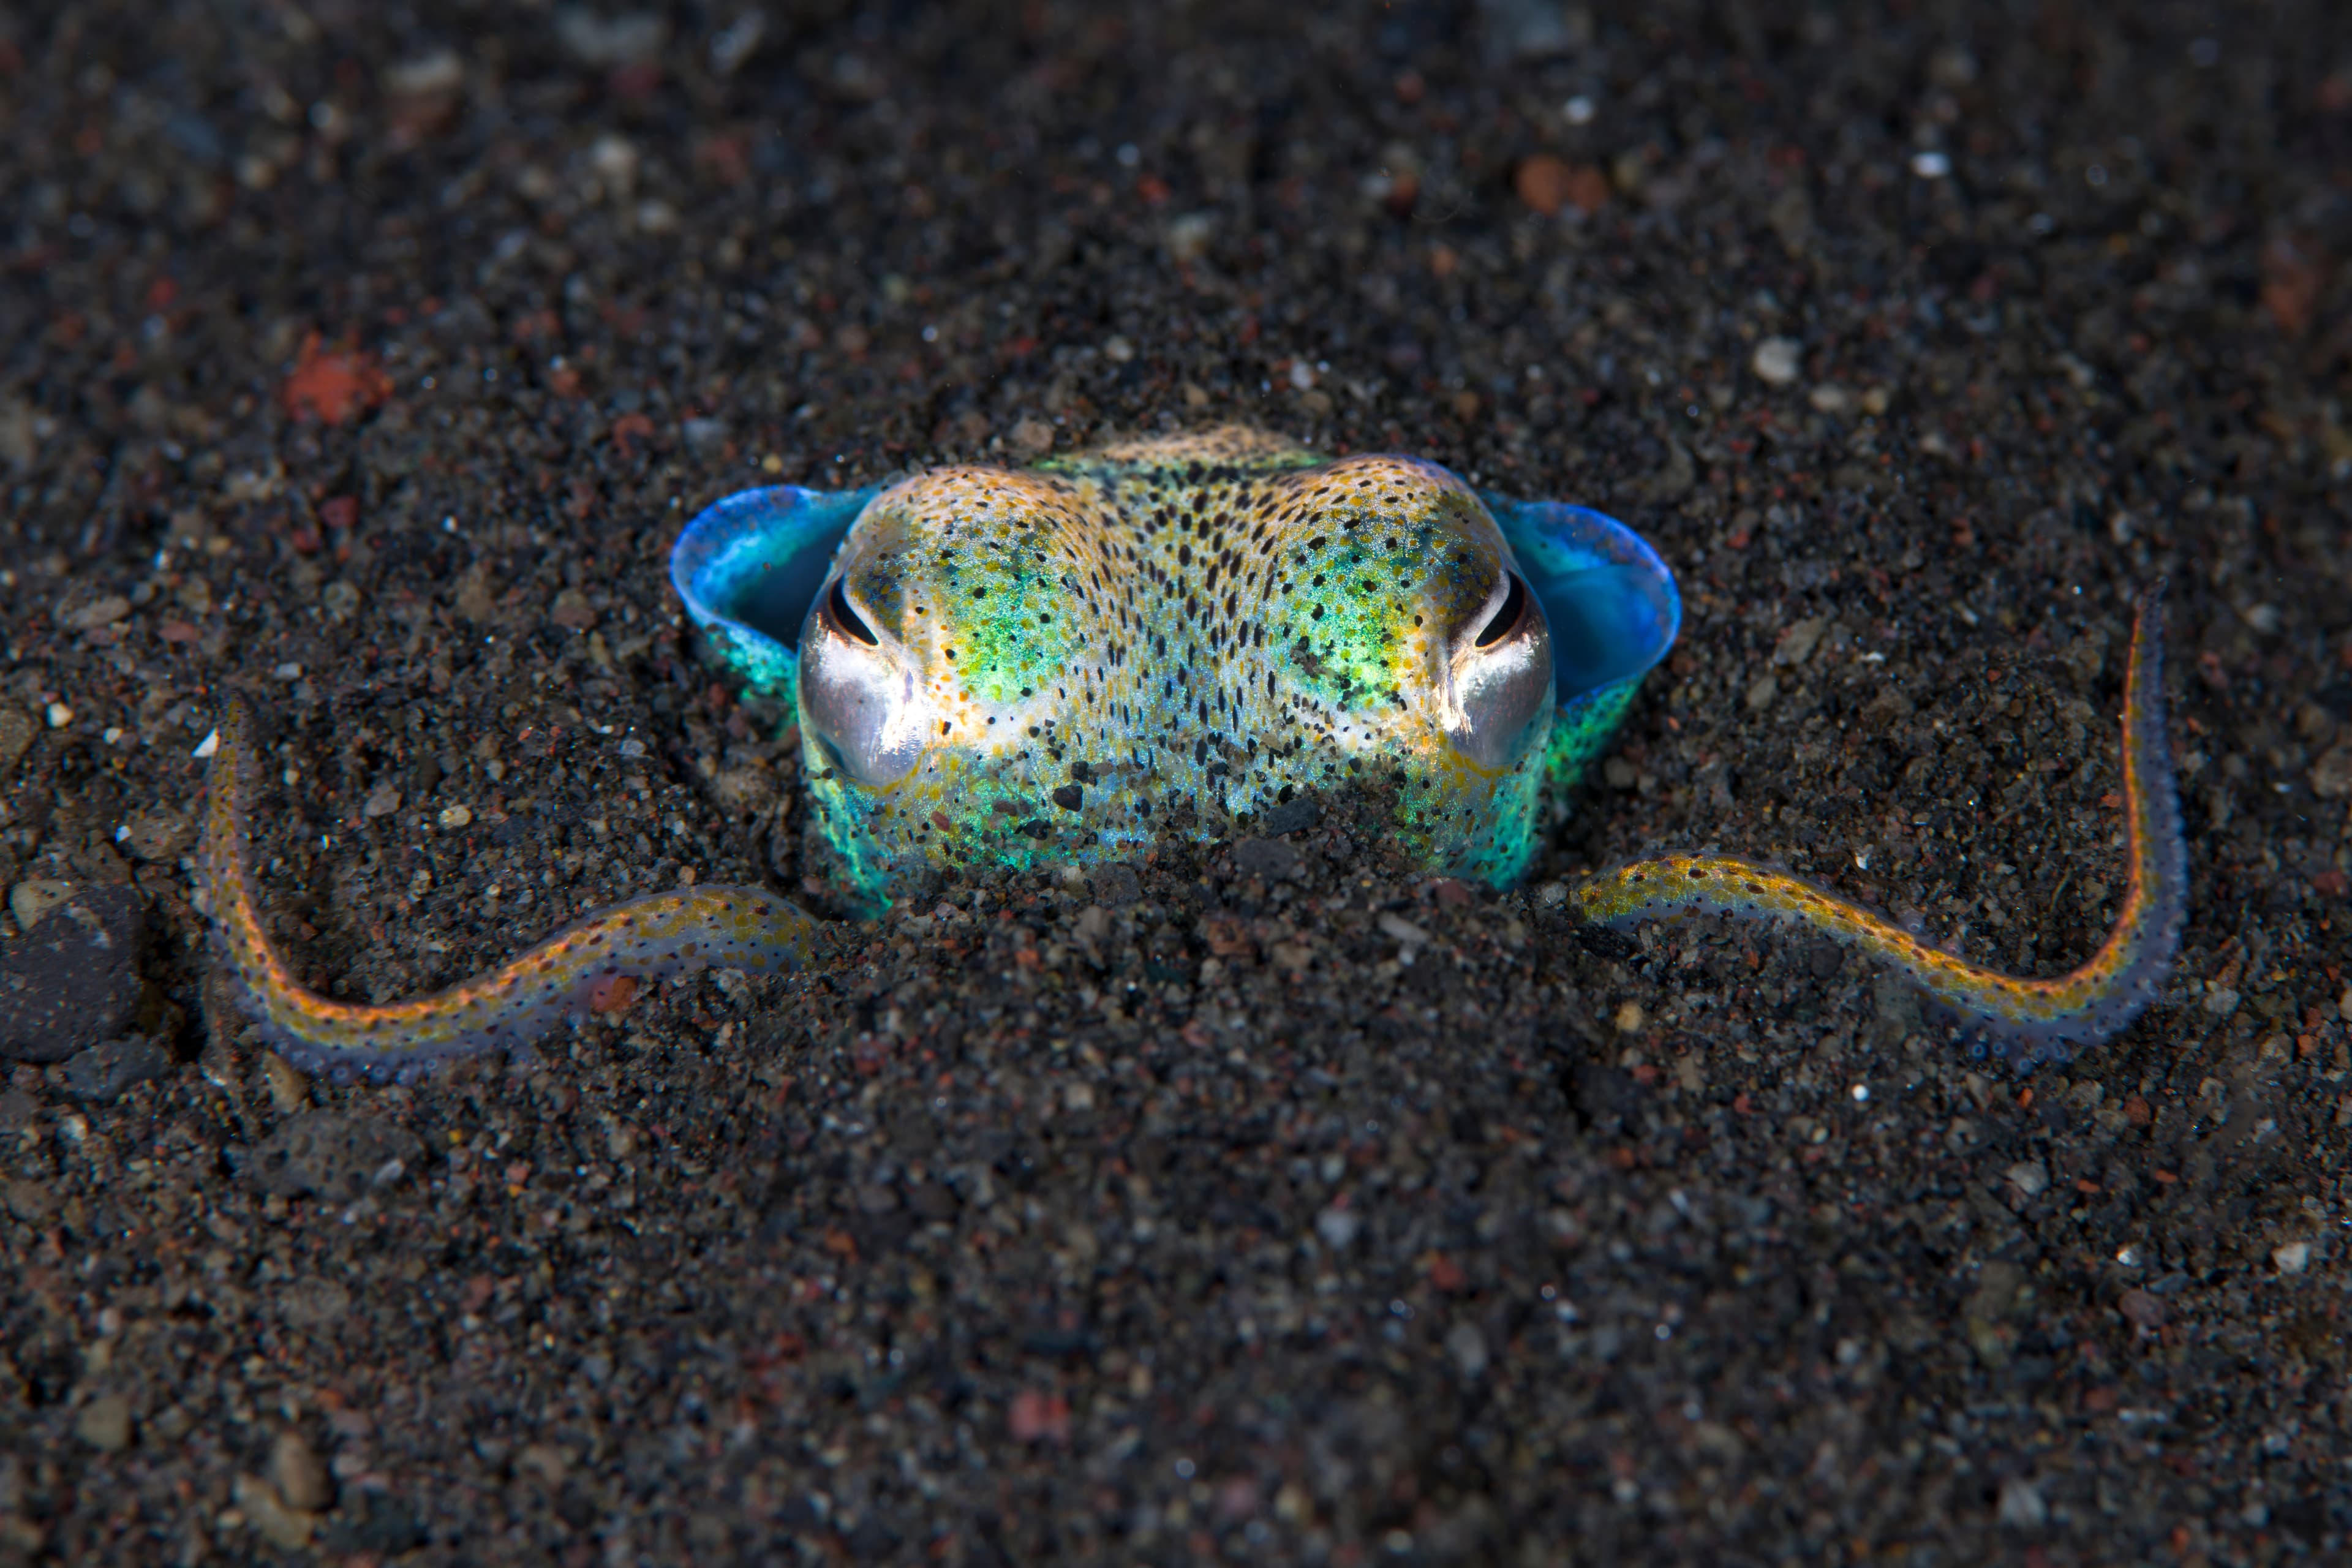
1997, 1477, 2047, 1529
271, 1430, 334, 1513
1772, 617, 1826, 667
2274, 1242, 2312, 1275
0, 709, 32, 774
1444, 1321, 1489, 1379
261, 1052, 311, 1113
384, 49, 464, 99
1513, 153, 1575, 216
3, 1176, 58, 1223
61, 1035, 169, 1101
1315, 1205, 1361, 1250
8, 879, 71, 934
1751, 338, 1801, 386
232, 1474, 314, 1550
1007, 1390, 1071, 1444
75, 1394, 133, 1452
44, 702, 72, 729
2309, 744, 2352, 799
62, 596, 129, 631
1232, 838, 1298, 880
589, 132, 641, 192
1164, 211, 1215, 263
1259, 797, 1321, 836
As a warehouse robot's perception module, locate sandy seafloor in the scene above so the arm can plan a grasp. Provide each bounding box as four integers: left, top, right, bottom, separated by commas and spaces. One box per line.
2, 2, 2351, 1563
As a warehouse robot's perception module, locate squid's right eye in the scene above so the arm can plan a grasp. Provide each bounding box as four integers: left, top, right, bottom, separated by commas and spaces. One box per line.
797, 576, 927, 786
822, 579, 879, 646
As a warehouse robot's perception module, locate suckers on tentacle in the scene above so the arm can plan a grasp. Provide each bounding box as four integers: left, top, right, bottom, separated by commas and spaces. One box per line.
1566, 584, 2185, 1066
196, 699, 820, 1082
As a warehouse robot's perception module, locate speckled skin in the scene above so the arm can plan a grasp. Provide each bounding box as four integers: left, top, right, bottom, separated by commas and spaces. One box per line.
198, 699, 818, 1081
804, 428, 1564, 899
202, 432, 2185, 1074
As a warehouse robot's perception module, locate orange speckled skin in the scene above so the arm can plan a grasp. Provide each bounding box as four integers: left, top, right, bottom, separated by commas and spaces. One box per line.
1569, 588, 2185, 1065
198, 699, 818, 1080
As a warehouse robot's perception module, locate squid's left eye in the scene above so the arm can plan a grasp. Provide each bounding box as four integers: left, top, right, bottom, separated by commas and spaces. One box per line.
1447, 570, 1553, 768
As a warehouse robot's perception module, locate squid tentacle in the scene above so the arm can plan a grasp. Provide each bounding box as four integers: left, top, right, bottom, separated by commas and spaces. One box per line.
1567, 583, 2185, 1066
196, 699, 820, 1082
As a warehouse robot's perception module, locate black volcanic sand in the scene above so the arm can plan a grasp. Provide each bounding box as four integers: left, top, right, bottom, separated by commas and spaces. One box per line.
2, 3, 2351, 1563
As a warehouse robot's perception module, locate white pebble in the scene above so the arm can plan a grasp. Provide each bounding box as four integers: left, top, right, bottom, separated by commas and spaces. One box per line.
1997, 1477, 2046, 1529
1315, 1205, 1361, 1250
1751, 337, 1800, 386
44, 702, 72, 728
1911, 151, 1951, 179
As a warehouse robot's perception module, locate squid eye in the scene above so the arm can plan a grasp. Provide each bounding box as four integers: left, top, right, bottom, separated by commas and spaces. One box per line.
823, 578, 880, 646
1449, 571, 1553, 769
1474, 571, 1531, 647
798, 576, 926, 787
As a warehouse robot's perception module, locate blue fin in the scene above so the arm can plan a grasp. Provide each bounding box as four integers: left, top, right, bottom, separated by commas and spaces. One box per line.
1482, 495, 1682, 791
669, 485, 878, 717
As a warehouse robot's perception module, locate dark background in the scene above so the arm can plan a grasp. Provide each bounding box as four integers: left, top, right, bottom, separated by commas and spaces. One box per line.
2, 1, 2351, 1562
